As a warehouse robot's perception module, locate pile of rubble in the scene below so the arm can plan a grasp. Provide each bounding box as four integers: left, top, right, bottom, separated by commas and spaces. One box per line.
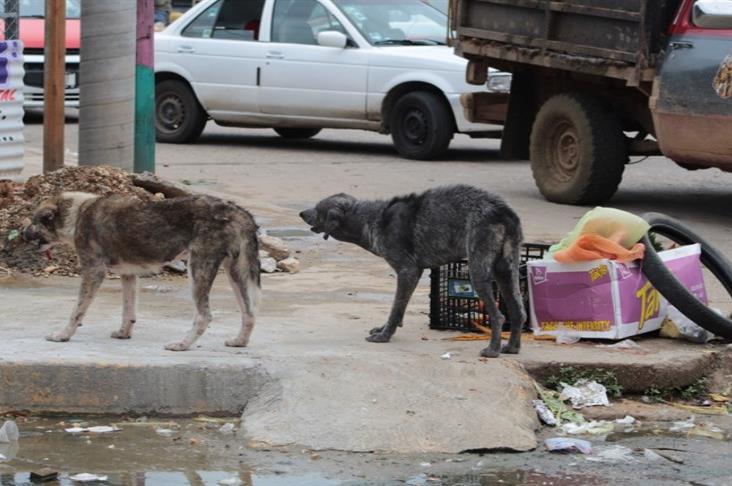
0, 166, 156, 277
0, 166, 302, 277
259, 234, 300, 274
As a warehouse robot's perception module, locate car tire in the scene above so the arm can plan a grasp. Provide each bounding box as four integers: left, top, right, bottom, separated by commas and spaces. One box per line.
390, 91, 454, 160
155, 79, 207, 144
530, 93, 627, 205
640, 213, 732, 338
273, 128, 322, 139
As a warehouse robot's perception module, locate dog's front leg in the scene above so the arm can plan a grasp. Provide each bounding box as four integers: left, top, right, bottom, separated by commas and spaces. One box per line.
111, 275, 138, 339
366, 267, 422, 343
47, 267, 106, 342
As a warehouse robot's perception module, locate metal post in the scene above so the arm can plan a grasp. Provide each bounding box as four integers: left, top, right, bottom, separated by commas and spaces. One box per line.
3, 0, 19, 40
78, 1, 136, 170
135, 0, 155, 173
43, 0, 65, 173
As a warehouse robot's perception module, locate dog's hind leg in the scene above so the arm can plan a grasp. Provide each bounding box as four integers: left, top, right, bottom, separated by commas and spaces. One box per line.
494, 246, 526, 354
366, 266, 423, 343
467, 225, 506, 358
224, 253, 261, 348
47, 266, 106, 342
112, 275, 138, 339
165, 251, 222, 351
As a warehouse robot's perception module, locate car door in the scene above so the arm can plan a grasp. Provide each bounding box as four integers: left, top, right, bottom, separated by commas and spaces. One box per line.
652, 0, 732, 168
258, 0, 369, 120
171, 0, 266, 119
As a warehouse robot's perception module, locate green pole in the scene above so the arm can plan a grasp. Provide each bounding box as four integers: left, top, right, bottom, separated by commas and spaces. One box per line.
134, 0, 155, 173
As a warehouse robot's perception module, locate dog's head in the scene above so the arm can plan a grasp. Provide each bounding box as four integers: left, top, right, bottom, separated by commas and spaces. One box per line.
22, 192, 96, 247
299, 193, 356, 241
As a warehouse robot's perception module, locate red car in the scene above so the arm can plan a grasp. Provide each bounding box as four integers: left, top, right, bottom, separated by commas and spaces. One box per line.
0, 0, 80, 108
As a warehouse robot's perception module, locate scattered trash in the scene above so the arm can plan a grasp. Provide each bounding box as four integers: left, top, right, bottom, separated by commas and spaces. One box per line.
534, 383, 585, 425
687, 423, 726, 441
555, 332, 581, 345
420, 462, 432, 467
544, 437, 592, 455
710, 393, 729, 403
30, 468, 59, 482
68, 473, 109, 482
440, 352, 454, 360
219, 423, 235, 435
406, 473, 429, 486
670, 402, 728, 415
259, 234, 290, 261
660, 306, 715, 343
615, 415, 636, 425
310, 453, 321, 461
0, 421, 19, 443
560, 380, 610, 409
670, 418, 696, 432
533, 399, 558, 426
586, 445, 635, 463
218, 478, 243, 486
65, 426, 120, 434
562, 420, 614, 435
260, 257, 278, 273
163, 260, 187, 274
597, 339, 643, 351
276, 256, 301, 274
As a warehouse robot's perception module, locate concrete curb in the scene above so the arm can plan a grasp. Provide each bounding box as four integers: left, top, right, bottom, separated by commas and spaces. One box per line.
0, 360, 271, 416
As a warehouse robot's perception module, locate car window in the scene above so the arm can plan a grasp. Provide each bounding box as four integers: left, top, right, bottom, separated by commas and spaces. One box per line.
183, 0, 266, 40
271, 0, 345, 45
182, 0, 223, 38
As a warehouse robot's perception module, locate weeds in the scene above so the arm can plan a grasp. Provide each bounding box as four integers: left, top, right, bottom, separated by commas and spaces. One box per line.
643, 377, 709, 402
545, 366, 623, 398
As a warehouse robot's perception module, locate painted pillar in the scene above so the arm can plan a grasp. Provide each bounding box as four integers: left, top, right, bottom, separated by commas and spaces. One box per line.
134, 0, 155, 173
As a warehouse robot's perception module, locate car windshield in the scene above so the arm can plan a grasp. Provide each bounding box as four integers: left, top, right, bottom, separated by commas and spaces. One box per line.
0, 0, 81, 18
332, 0, 447, 46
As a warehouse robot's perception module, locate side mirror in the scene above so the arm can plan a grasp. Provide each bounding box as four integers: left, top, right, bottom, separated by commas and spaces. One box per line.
317, 31, 348, 49
693, 1, 732, 29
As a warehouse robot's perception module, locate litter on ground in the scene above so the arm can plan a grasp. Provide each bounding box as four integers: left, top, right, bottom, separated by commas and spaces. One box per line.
544, 437, 592, 455
559, 380, 610, 409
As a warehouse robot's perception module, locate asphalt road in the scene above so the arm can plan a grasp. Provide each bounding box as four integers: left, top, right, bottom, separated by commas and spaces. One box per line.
23, 114, 731, 252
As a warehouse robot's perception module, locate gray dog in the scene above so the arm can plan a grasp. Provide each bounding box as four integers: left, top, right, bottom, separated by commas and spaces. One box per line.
23, 192, 260, 351
300, 184, 525, 358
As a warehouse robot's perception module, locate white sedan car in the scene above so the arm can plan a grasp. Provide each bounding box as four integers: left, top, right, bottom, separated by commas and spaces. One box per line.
154, 0, 510, 159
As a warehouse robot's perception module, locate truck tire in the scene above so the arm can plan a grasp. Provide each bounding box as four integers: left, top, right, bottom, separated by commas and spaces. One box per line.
390, 91, 453, 160
530, 93, 627, 205
273, 128, 322, 139
640, 213, 732, 338
155, 79, 207, 144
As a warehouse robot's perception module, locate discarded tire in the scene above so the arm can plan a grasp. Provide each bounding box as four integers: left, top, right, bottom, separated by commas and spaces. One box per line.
641, 212, 732, 338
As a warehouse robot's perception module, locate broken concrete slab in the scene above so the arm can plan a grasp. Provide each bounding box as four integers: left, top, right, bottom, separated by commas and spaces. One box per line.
242, 354, 538, 453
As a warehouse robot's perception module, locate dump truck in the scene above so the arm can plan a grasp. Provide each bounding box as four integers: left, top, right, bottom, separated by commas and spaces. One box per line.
451, 0, 732, 204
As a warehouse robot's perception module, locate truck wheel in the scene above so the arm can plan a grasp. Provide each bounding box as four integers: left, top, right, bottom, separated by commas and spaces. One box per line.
155, 79, 207, 144
390, 91, 454, 160
273, 128, 322, 139
530, 93, 627, 205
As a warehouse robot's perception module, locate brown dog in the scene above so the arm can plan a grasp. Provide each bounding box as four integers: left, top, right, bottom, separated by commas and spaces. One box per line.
23, 192, 260, 351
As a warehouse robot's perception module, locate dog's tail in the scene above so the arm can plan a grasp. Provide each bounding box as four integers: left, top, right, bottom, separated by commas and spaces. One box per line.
227, 209, 261, 317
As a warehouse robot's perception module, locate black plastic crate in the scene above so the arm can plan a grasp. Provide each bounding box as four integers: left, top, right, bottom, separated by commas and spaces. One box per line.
429, 243, 550, 332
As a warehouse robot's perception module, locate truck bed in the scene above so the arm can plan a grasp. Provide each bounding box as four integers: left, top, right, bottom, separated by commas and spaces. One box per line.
451, 0, 680, 85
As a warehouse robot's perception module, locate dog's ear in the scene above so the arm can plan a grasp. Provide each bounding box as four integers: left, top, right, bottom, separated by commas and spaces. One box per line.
323, 207, 343, 239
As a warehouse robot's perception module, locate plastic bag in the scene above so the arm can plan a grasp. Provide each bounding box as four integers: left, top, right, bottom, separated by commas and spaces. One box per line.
550, 207, 650, 258
0, 421, 18, 443
660, 306, 715, 343
544, 437, 592, 454
553, 233, 645, 263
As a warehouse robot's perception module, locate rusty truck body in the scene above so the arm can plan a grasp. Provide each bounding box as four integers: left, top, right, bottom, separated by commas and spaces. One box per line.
451, 0, 732, 204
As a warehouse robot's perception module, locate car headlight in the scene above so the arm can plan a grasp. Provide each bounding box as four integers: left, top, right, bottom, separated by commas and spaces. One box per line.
486, 73, 512, 93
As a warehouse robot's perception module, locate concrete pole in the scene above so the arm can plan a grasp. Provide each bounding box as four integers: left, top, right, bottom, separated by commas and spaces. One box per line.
43, 0, 65, 173
78, 1, 136, 170
134, 0, 155, 173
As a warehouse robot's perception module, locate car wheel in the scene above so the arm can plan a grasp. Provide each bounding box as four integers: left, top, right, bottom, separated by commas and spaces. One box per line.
390, 91, 454, 160
640, 213, 732, 338
530, 93, 627, 205
273, 128, 322, 139
155, 79, 207, 143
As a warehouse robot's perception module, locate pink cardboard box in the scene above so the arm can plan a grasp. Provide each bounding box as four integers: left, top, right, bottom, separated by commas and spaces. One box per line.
528, 244, 706, 340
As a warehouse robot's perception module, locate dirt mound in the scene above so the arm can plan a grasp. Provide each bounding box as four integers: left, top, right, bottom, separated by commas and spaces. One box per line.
0, 166, 156, 277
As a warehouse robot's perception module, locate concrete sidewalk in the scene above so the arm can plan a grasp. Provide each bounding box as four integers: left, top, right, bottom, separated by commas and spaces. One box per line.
1, 238, 727, 453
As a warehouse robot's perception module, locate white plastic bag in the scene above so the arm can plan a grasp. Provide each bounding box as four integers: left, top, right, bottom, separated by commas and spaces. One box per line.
0, 421, 19, 443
